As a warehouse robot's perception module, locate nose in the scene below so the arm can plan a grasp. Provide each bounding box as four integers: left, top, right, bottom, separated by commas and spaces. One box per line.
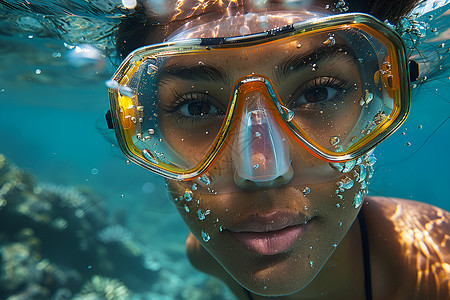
232, 88, 294, 189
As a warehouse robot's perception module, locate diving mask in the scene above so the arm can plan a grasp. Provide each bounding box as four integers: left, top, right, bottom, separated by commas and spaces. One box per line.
107, 12, 411, 181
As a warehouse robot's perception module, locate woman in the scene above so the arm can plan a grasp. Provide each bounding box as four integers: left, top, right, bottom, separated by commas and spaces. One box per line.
106, 0, 450, 299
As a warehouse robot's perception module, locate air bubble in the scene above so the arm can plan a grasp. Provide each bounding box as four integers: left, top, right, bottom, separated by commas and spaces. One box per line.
91, 168, 99, 175
296, 43, 302, 49
353, 191, 363, 208
418, 125, 422, 129
184, 205, 190, 212
198, 61, 205, 66
255, 132, 261, 137
310, 261, 314, 268
406, 142, 411, 146
148, 128, 155, 134
253, 164, 260, 170
192, 183, 198, 191
201, 230, 211, 242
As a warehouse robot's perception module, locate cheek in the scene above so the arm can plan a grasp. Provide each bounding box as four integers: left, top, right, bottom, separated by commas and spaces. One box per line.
166, 180, 222, 243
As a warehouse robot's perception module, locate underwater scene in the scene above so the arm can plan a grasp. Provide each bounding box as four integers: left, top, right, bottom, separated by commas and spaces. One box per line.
0, 0, 449, 299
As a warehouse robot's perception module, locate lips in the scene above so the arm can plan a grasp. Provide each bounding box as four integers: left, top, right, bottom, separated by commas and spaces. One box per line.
225, 211, 312, 255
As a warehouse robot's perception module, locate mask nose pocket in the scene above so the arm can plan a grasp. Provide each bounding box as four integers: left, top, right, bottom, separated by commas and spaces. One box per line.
232, 87, 293, 188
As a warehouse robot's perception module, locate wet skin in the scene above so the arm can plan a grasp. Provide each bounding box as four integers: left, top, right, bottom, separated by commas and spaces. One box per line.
136, 1, 450, 298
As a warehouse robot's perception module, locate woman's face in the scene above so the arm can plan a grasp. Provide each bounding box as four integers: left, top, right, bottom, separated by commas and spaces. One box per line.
148, 1, 374, 296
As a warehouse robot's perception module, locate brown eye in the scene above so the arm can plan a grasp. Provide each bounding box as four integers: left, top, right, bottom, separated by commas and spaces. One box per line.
185, 101, 217, 116
304, 87, 331, 103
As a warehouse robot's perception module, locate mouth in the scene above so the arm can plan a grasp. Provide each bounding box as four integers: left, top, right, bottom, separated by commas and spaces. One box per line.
225, 211, 313, 255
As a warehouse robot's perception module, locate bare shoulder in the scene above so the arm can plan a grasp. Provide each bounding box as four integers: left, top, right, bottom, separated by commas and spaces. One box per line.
362, 196, 450, 300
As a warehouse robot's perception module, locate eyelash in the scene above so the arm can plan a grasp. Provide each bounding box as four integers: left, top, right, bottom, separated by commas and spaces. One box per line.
307, 76, 349, 89
289, 76, 351, 107
159, 90, 225, 122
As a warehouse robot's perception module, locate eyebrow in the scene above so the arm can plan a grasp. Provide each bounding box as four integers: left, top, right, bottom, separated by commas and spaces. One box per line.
158, 64, 231, 86
275, 44, 357, 83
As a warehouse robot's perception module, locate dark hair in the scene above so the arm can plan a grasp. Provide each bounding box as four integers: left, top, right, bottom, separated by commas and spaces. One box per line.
116, 0, 421, 59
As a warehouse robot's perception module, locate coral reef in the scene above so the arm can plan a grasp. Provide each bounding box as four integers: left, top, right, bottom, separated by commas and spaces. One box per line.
0, 154, 156, 299
72, 275, 130, 300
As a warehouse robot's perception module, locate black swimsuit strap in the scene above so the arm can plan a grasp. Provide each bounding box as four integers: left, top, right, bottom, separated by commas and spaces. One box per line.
243, 212, 373, 300
358, 210, 373, 300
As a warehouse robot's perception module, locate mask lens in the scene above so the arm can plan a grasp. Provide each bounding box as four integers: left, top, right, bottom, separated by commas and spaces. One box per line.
109, 14, 409, 179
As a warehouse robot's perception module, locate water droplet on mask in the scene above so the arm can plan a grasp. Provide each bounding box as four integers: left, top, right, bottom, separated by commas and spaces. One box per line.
253, 164, 260, 170
105, 80, 119, 89
406, 142, 411, 146
353, 191, 363, 208
184, 189, 193, 201
200, 174, 211, 185
296, 43, 302, 49
280, 105, 294, 121
255, 132, 261, 137
302, 187, 311, 195
142, 149, 158, 164
118, 86, 134, 98
35, 68, 42, 75
323, 35, 335, 46
201, 230, 211, 242
147, 63, 158, 75
329, 136, 340, 146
